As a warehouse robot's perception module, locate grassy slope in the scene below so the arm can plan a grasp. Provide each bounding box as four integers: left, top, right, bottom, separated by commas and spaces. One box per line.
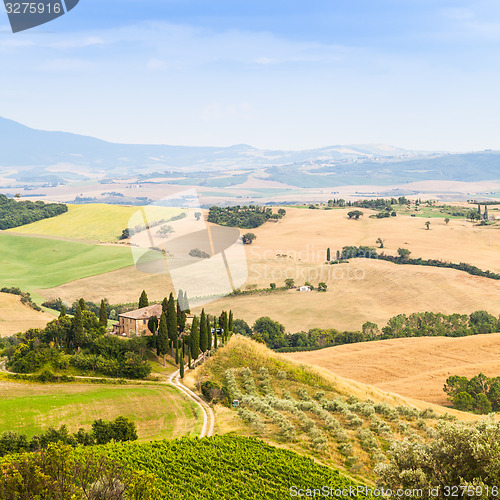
285, 333, 500, 405
0, 233, 135, 298
0, 381, 201, 440
6, 204, 139, 242
6, 204, 183, 242
185, 336, 480, 483
0, 292, 54, 336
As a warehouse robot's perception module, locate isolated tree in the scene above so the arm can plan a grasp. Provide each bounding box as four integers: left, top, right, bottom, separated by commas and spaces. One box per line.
78, 298, 86, 311
326, 247, 331, 261
138, 290, 148, 309
73, 304, 84, 347
269, 283, 276, 290
190, 316, 200, 359
397, 247, 411, 260
347, 210, 363, 220
444, 217, 450, 225
194, 211, 202, 221
242, 233, 257, 244
200, 309, 208, 353
284, 278, 295, 289
157, 312, 168, 361
317, 282, 327, 292
376, 237, 384, 248
425, 221, 431, 230
99, 300, 108, 327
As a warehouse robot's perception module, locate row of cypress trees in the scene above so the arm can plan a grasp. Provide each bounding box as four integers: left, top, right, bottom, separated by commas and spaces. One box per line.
139, 290, 233, 378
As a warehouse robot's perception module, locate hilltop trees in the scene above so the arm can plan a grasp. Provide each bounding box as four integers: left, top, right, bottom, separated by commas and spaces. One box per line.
208, 205, 286, 229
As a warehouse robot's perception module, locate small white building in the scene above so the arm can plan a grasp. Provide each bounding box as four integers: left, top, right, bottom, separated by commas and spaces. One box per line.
299, 286, 311, 292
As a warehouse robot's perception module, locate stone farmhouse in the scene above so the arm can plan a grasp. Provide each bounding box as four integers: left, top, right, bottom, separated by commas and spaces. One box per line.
113, 304, 193, 337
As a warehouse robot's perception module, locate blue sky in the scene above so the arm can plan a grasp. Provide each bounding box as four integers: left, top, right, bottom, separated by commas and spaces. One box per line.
1, 0, 500, 150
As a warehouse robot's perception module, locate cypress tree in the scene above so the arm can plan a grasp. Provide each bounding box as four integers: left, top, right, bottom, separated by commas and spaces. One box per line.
180, 354, 185, 378
336, 250, 340, 260
200, 309, 208, 353
188, 349, 192, 369
228, 310, 233, 333
73, 304, 84, 347
223, 312, 229, 343
177, 289, 185, 311
99, 299, 108, 327
207, 315, 212, 351
162, 297, 168, 314
79, 298, 86, 311
190, 316, 199, 360
167, 293, 177, 355
148, 315, 158, 351
175, 340, 179, 365
59, 305, 66, 318
326, 247, 331, 261
139, 290, 149, 309
213, 317, 218, 349
183, 291, 191, 313
157, 312, 168, 361
177, 301, 186, 335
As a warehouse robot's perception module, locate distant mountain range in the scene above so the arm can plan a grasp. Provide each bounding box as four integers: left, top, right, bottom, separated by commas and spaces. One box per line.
1, 116, 499, 185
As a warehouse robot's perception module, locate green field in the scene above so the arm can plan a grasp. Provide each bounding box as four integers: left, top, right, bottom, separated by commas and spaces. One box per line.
0, 381, 201, 441
6, 204, 182, 242
0, 233, 136, 297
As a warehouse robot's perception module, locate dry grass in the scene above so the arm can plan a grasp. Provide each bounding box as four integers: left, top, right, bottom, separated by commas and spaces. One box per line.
0, 293, 54, 337
38, 207, 500, 332
284, 333, 500, 406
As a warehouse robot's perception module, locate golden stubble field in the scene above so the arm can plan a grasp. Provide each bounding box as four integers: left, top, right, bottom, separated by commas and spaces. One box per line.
284, 333, 500, 406
0, 293, 54, 336
39, 207, 500, 332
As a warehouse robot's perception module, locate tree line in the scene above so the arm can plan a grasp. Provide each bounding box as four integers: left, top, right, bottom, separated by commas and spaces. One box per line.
0, 194, 68, 230
444, 373, 500, 414
207, 205, 286, 229
236, 309, 500, 352
0, 416, 137, 457
327, 245, 500, 281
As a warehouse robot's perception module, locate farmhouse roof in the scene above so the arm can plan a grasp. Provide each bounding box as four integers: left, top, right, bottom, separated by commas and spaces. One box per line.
119, 304, 194, 320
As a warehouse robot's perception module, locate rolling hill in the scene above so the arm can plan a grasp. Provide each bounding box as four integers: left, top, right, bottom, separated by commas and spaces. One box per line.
0, 292, 54, 336
284, 334, 500, 406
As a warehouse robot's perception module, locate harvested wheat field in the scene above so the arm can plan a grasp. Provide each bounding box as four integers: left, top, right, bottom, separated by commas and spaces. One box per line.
0, 292, 54, 336
285, 333, 500, 406
38, 207, 500, 331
